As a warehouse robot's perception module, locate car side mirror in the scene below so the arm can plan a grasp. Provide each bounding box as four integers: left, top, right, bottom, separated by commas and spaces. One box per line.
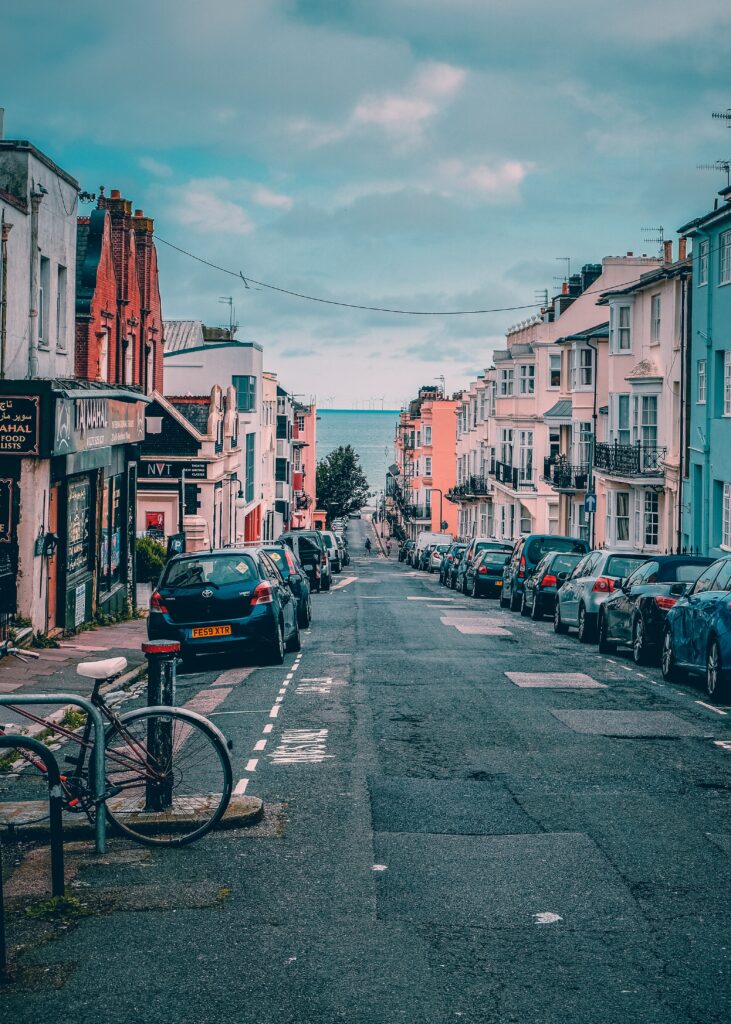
669, 582, 687, 598
556, 571, 568, 582
618, 578, 628, 592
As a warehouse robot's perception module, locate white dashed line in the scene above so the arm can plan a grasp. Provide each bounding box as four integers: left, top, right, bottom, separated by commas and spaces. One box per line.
275, 695, 284, 703
695, 701, 728, 715
245, 758, 258, 772
270, 705, 280, 718
254, 739, 267, 751
714, 739, 731, 750
233, 778, 249, 795
279, 687, 288, 695
263, 723, 273, 734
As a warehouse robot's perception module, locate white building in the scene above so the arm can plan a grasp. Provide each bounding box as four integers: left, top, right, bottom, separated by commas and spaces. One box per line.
162, 321, 264, 542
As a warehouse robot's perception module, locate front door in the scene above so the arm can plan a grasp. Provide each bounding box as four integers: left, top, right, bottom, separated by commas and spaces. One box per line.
46, 484, 59, 631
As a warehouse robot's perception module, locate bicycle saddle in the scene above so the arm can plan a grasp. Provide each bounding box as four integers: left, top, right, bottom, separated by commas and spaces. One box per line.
76, 656, 128, 680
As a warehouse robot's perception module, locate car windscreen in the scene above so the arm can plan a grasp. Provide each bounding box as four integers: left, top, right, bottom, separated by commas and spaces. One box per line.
605, 555, 647, 578
663, 562, 712, 584
483, 551, 509, 566
435, 544, 449, 553
321, 534, 336, 550
526, 537, 585, 563
549, 553, 583, 574
164, 555, 256, 588
262, 548, 292, 578
297, 537, 321, 558
476, 541, 511, 554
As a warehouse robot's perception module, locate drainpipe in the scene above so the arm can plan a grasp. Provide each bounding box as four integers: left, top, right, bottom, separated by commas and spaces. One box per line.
587, 338, 599, 549
0, 214, 12, 379
27, 188, 44, 379
678, 263, 691, 551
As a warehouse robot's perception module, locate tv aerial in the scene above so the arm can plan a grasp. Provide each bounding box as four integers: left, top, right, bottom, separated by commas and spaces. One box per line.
641, 225, 664, 257
711, 109, 731, 125
697, 160, 731, 188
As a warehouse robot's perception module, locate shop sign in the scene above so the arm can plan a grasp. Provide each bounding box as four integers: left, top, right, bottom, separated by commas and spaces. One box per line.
0, 479, 12, 542
140, 460, 207, 480
54, 397, 145, 455
0, 396, 40, 455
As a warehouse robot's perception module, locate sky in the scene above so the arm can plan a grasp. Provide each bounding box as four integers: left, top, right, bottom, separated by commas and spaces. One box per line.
2, 0, 730, 407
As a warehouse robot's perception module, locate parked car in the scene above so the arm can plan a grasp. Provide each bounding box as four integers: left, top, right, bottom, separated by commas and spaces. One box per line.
501, 534, 589, 612
279, 530, 331, 592
465, 549, 511, 598
457, 539, 512, 593
439, 542, 467, 585
520, 550, 584, 620
447, 549, 467, 589
148, 548, 300, 667
261, 544, 313, 628
661, 556, 731, 699
553, 549, 649, 642
429, 543, 450, 573
399, 539, 414, 564
319, 530, 342, 573
597, 555, 715, 663
418, 544, 436, 571
335, 534, 350, 567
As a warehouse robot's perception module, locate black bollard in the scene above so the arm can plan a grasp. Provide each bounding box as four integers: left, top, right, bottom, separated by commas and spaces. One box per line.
141, 641, 180, 811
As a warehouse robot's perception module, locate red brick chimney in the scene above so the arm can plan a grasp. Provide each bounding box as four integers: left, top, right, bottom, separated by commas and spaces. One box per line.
663, 239, 673, 263
678, 238, 687, 260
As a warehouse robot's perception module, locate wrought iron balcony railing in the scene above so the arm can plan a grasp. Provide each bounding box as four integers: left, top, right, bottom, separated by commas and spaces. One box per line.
446, 475, 491, 501
593, 442, 666, 477
493, 461, 536, 491
542, 456, 590, 491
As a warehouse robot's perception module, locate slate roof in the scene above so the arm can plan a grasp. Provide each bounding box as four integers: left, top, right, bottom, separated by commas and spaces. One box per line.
544, 399, 573, 419
169, 397, 210, 433
164, 320, 205, 353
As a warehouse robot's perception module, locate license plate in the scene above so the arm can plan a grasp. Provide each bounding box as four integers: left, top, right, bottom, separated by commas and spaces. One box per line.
191, 625, 232, 638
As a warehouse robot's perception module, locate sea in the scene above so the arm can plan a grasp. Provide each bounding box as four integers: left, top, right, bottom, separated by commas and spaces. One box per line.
317, 410, 398, 498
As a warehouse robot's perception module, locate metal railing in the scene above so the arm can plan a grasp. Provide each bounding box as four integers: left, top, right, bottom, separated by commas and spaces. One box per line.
543, 457, 590, 491
594, 442, 666, 477
492, 461, 536, 491
447, 474, 491, 501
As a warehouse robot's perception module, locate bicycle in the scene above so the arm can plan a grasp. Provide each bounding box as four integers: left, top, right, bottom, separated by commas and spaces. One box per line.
0, 643, 233, 847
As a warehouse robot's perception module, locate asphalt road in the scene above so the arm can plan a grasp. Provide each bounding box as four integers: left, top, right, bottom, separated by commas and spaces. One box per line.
4, 517, 731, 1023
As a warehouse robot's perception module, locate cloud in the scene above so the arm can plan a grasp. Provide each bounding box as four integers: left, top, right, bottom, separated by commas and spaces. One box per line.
172, 179, 255, 236
437, 159, 531, 202
139, 155, 172, 178
252, 186, 294, 210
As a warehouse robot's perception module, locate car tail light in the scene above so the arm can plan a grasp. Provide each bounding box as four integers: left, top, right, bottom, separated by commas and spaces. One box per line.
592, 576, 615, 593
251, 581, 274, 606
150, 591, 168, 613
540, 574, 557, 588
654, 596, 676, 610
447, 554, 454, 562
478, 565, 488, 575
518, 555, 526, 579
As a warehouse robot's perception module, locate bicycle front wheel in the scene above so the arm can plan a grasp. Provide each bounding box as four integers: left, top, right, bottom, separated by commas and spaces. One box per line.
103, 708, 233, 847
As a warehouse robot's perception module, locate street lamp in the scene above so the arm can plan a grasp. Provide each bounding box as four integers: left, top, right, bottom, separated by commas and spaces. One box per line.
429, 488, 446, 531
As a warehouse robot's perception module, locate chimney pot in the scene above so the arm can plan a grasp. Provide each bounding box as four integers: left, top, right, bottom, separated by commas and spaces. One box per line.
135, 209, 144, 218
111, 189, 121, 199
663, 239, 673, 263
561, 281, 568, 295
678, 237, 687, 260
626, 251, 633, 257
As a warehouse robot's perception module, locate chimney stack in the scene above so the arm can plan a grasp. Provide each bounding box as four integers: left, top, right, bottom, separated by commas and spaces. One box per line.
663, 239, 673, 263
678, 237, 687, 260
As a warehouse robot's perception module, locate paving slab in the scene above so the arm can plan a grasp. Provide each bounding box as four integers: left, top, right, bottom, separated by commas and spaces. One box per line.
506, 671, 606, 688
551, 709, 707, 737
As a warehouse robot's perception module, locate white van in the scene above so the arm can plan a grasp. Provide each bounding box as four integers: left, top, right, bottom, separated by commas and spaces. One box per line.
413, 530, 453, 563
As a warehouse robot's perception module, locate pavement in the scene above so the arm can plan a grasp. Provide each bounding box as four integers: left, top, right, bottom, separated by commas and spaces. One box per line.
0, 619, 148, 731
1, 519, 730, 1022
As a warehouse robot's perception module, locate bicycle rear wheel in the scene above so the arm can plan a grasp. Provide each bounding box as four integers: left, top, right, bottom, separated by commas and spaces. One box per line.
103, 708, 232, 847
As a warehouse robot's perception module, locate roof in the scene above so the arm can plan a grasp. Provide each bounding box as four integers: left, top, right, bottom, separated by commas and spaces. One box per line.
598, 261, 691, 302
0, 139, 79, 190
387, 463, 400, 477
678, 190, 731, 236
555, 322, 610, 345
544, 399, 573, 420
169, 397, 210, 433
164, 320, 204, 352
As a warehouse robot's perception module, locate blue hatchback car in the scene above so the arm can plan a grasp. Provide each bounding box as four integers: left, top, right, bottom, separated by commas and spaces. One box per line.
662, 556, 731, 701
148, 548, 300, 668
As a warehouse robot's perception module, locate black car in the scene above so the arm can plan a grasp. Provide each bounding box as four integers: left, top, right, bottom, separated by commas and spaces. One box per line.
399, 539, 414, 564
447, 549, 466, 589
148, 548, 301, 667
457, 540, 512, 593
417, 544, 435, 571
501, 533, 589, 611
439, 542, 467, 585
597, 555, 715, 664
465, 549, 510, 598
279, 530, 331, 592
260, 544, 313, 628
520, 550, 583, 620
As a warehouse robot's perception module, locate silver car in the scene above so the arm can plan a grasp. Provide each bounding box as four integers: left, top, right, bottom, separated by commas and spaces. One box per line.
554, 549, 649, 642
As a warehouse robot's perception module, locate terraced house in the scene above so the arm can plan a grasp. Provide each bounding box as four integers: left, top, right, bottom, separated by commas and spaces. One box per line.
449, 370, 495, 538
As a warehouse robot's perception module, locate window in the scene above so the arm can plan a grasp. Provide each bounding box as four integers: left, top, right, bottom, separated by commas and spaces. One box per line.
609, 491, 630, 542
56, 265, 67, 350
725, 352, 731, 416
549, 353, 561, 388
638, 395, 658, 450
575, 422, 592, 467
38, 256, 50, 347
548, 503, 559, 534
549, 428, 560, 461
698, 359, 707, 404
720, 230, 731, 285
519, 503, 531, 534
500, 428, 513, 466
424, 425, 432, 445
519, 364, 535, 395
698, 239, 709, 286
644, 491, 659, 546
296, 414, 305, 432
99, 474, 123, 592
245, 433, 256, 502
724, 483, 731, 549
579, 348, 593, 387
499, 368, 514, 396
424, 456, 432, 476
518, 430, 533, 483
233, 375, 257, 413
613, 394, 630, 445
611, 304, 632, 352
692, 562, 723, 595
124, 337, 133, 384
650, 293, 661, 342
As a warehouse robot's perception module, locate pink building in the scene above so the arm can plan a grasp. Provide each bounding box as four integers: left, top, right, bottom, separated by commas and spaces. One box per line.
291, 402, 317, 528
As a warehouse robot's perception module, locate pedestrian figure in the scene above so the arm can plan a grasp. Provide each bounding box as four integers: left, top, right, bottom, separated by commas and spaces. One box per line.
386, 540, 392, 557
364, 538, 372, 555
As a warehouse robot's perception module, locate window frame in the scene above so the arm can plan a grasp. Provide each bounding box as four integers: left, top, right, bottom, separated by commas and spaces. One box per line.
698, 238, 709, 286
549, 352, 561, 389
724, 351, 731, 417
519, 364, 535, 395
650, 293, 661, 343
697, 358, 707, 405
720, 230, 731, 285
499, 368, 514, 397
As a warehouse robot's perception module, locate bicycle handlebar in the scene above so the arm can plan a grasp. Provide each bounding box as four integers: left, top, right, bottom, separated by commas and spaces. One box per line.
0, 641, 41, 660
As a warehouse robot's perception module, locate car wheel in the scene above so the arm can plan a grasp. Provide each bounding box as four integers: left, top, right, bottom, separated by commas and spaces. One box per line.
520, 591, 530, 617
706, 638, 727, 701
286, 618, 302, 653
577, 603, 594, 643
661, 628, 679, 682
322, 575, 331, 592
553, 601, 569, 634
632, 616, 649, 665
499, 586, 509, 609
299, 599, 312, 628
509, 588, 521, 612
530, 595, 542, 621
598, 611, 616, 653
265, 621, 285, 665
471, 578, 480, 599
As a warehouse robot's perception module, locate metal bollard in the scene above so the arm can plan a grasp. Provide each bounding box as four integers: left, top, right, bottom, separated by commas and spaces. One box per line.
141, 641, 180, 811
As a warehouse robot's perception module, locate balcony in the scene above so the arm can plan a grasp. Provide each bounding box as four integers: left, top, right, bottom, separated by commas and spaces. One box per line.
404, 503, 432, 522
543, 457, 590, 492
594, 442, 666, 478
446, 475, 491, 502
492, 461, 536, 491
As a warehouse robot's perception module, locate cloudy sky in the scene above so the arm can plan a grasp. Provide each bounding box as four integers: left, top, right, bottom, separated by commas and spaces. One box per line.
3, 0, 730, 407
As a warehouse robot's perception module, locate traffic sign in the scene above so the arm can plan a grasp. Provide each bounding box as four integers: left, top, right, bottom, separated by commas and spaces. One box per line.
584, 492, 597, 514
